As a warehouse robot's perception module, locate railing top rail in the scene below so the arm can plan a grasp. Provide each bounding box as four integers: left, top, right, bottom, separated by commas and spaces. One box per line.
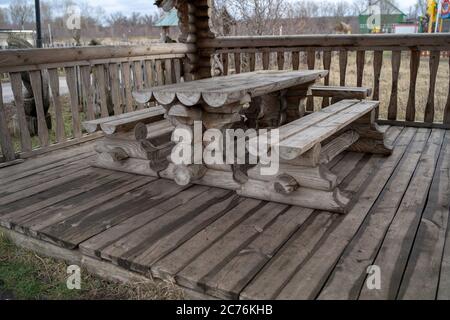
199, 33, 450, 51
0, 43, 195, 69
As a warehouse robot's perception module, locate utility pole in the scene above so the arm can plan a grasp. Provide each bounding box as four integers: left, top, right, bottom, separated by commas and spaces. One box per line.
35, 0, 42, 48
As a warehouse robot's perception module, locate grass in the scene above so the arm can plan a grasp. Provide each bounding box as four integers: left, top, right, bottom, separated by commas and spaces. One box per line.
0, 231, 183, 300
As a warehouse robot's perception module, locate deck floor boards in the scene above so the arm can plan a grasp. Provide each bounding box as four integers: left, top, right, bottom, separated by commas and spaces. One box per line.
0, 126, 449, 300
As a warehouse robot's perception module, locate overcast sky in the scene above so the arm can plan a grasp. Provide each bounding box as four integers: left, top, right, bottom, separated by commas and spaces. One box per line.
0, 0, 414, 16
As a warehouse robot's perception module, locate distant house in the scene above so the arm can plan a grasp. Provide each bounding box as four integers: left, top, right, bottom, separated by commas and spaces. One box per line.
154, 8, 179, 42
359, 0, 407, 33
0, 29, 35, 48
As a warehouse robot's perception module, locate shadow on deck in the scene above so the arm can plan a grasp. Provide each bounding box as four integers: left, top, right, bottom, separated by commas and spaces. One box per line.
0, 125, 449, 300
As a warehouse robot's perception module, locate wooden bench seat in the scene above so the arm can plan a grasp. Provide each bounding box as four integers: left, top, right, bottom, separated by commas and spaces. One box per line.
277, 100, 378, 159
82, 107, 173, 177
310, 85, 372, 100
82, 106, 166, 134
245, 99, 392, 213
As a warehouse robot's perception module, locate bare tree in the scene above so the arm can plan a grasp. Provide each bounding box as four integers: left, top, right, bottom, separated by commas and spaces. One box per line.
8, 0, 34, 30
0, 8, 10, 28
225, 0, 287, 35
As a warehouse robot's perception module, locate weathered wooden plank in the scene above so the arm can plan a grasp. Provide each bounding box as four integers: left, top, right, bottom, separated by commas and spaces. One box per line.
0, 155, 95, 196
278, 101, 378, 159
122, 62, 134, 112
306, 49, 316, 111
144, 60, 155, 88
387, 51, 401, 121
0, 142, 95, 180
0, 170, 121, 229
0, 166, 98, 207
0, 83, 15, 161
444, 57, 450, 124
25, 176, 155, 237
108, 63, 122, 115
234, 53, 241, 74
94, 64, 109, 117
151, 198, 262, 280
97, 189, 233, 264
400, 131, 450, 300
79, 185, 210, 258
238, 139, 389, 300
173, 59, 182, 83
262, 51, 270, 70
65, 66, 82, 138
359, 129, 445, 300
155, 60, 164, 86
318, 129, 430, 300
40, 179, 189, 249
356, 51, 365, 87
164, 59, 174, 84
271, 128, 416, 299
339, 50, 347, 86
128, 193, 244, 274
202, 206, 314, 299
292, 51, 300, 71
249, 52, 256, 72
176, 202, 288, 294
79, 66, 95, 122
405, 50, 420, 122
321, 51, 332, 108
222, 53, 229, 75
29, 70, 49, 146
372, 50, 383, 119
277, 51, 285, 70
10, 72, 32, 151
424, 51, 440, 123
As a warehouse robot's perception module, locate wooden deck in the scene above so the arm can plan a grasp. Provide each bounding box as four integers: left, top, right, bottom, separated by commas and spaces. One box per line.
0, 125, 449, 300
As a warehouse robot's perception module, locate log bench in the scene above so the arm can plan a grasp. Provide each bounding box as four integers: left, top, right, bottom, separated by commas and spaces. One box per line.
242, 99, 392, 213
310, 85, 372, 104
82, 107, 174, 176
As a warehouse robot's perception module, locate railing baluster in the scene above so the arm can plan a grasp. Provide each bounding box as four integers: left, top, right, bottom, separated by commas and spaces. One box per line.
373, 50, 383, 119
94, 64, 109, 117
388, 51, 401, 121
234, 52, 241, 74
0, 82, 15, 161
65, 67, 82, 138
405, 49, 420, 122
79, 66, 95, 121
165, 59, 174, 84
155, 60, 164, 86
339, 50, 348, 86
29, 70, 50, 146
121, 62, 134, 113
222, 53, 229, 75
174, 59, 182, 82
277, 51, 285, 70
424, 50, 440, 123
144, 60, 155, 88
262, 51, 270, 70
292, 51, 300, 70
444, 55, 450, 124
249, 52, 256, 72
108, 63, 122, 115
133, 60, 145, 90
10, 72, 32, 150
356, 50, 365, 87
322, 51, 332, 108
307, 48, 316, 111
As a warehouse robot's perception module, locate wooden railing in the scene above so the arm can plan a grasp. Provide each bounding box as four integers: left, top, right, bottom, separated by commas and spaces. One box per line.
0, 43, 194, 162
200, 34, 450, 128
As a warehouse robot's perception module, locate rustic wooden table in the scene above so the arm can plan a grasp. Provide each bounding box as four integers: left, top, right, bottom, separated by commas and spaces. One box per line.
133, 70, 328, 177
